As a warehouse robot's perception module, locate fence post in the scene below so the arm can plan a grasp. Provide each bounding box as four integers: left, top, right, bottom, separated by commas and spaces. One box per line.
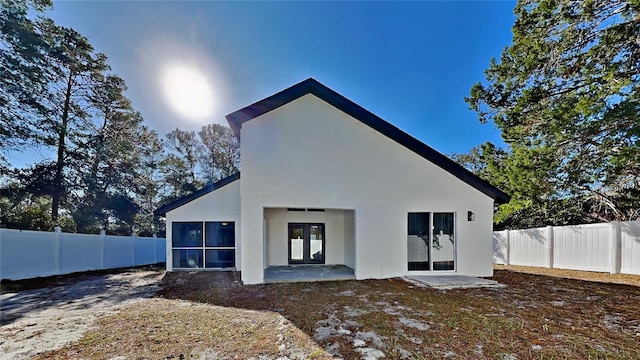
505, 230, 511, 265
131, 232, 136, 266
153, 234, 157, 264
610, 221, 622, 274
100, 230, 106, 269
546, 226, 554, 269
54, 226, 62, 275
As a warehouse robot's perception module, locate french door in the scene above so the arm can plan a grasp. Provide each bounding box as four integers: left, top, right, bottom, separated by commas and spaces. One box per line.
288, 223, 325, 264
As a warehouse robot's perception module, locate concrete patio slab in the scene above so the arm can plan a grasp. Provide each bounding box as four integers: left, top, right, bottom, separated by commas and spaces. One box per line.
404, 275, 504, 290
264, 265, 355, 284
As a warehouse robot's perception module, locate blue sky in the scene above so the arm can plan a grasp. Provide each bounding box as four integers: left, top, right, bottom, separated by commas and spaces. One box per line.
43, 1, 515, 158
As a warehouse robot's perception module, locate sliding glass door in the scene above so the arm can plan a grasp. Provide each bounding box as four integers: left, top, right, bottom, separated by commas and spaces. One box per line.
407, 212, 455, 271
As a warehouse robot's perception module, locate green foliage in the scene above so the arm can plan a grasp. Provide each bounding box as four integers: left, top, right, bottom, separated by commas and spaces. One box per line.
163, 129, 200, 183
0, 191, 75, 231
158, 125, 239, 206
454, 143, 587, 229
158, 129, 203, 204
465, 0, 640, 226
0, 0, 53, 162
197, 124, 240, 183
72, 73, 162, 235
1, 0, 240, 235
2, 0, 111, 222
0, 0, 165, 235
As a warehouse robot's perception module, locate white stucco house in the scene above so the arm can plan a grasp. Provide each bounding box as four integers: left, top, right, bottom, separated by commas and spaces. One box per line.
154, 78, 509, 285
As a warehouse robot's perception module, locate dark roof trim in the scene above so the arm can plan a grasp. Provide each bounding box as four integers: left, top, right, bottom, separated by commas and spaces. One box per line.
226, 78, 510, 204
153, 172, 240, 217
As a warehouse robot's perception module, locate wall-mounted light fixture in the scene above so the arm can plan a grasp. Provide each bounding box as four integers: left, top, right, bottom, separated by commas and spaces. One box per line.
467, 211, 475, 221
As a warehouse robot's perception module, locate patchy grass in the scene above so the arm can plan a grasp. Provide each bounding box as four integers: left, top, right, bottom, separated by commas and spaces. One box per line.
495, 264, 640, 287
34, 298, 330, 360
36, 268, 640, 359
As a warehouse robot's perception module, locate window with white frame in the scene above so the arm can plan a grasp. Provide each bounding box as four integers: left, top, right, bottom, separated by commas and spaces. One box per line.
172, 221, 235, 269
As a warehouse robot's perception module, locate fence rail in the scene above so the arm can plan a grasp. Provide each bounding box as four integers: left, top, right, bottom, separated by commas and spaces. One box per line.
0, 228, 166, 281
493, 221, 640, 275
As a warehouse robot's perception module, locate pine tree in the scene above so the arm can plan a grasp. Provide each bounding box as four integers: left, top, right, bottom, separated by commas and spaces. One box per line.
466, 0, 640, 223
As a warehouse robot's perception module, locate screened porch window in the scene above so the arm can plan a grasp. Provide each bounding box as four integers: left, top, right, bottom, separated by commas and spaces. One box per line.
172, 221, 235, 269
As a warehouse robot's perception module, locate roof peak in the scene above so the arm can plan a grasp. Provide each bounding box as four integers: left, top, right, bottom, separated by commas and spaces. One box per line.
224, 78, 509, 203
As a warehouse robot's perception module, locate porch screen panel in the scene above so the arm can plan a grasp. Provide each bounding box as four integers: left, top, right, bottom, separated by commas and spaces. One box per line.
204, 222, 236, 268
171, 221, 235, 269
205, 222, 235, 247
172, 222, 203, 247
172, 249, 203, 268
205, 249, 235, 268
172, 222, 204, 268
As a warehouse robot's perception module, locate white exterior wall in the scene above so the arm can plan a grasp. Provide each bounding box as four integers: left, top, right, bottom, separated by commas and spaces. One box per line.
343, 210, 356, 269
165, 180, 241, 271
263, 208, 354, 266
240, 94, 495, 284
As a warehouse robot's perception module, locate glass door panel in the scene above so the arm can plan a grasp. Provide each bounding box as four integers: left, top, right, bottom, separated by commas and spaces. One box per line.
309, 225, 324, 263
289, 224, 304, 262
407, 213, 430, 271
432, 213, 455, 270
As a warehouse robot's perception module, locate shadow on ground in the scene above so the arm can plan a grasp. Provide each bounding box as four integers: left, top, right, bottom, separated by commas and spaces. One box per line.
0, 269, 163, 360
1, 268, 161, 326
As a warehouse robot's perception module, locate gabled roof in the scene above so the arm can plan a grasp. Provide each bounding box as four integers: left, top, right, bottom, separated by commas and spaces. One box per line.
153, 172, 240, 217
226, 78, 510, 204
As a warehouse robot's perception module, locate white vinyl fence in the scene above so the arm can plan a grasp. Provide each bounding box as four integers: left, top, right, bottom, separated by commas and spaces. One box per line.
0, 228, 166, 281
493, 221, 640, 275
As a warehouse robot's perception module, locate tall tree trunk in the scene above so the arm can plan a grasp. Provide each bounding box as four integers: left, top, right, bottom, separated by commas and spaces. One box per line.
52, 70, 74, 222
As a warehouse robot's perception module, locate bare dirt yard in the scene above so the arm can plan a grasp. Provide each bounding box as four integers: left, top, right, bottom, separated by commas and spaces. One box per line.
2, 266, 640, 359
0, 267, 163, 359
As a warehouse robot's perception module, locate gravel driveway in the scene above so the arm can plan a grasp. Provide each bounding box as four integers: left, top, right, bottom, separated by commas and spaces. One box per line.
0, 270, 163, 359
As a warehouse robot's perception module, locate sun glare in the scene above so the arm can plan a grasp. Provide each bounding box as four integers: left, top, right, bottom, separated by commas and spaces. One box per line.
162, 65, 214, 120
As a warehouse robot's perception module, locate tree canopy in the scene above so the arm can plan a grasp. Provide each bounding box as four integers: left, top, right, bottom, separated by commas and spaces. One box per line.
0, 0, 239, 235
463, 0, 640, 228
158, 125, 240, 205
